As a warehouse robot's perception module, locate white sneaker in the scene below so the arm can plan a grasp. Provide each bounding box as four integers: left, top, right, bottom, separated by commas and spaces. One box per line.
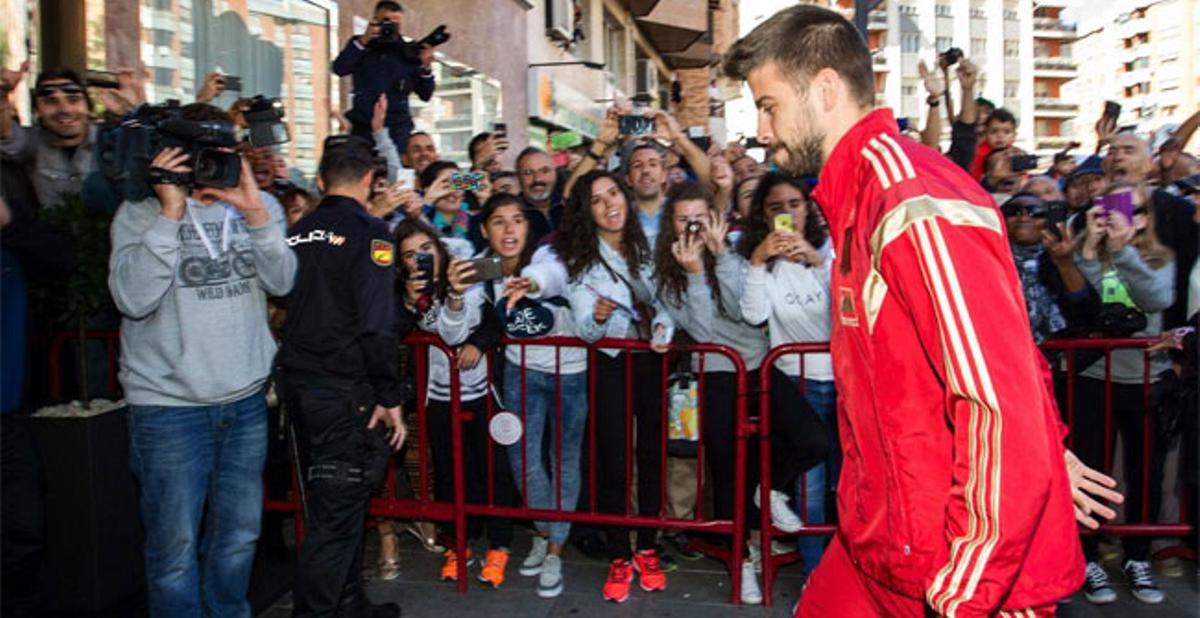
740, 559, 763, 605
521, 536, 548, 576
747, 542, 763, 574
754, 484, 803, 533
537, 554, 564, 598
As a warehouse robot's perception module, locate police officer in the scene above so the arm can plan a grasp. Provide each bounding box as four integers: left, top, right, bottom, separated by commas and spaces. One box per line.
279, 136, 405, 618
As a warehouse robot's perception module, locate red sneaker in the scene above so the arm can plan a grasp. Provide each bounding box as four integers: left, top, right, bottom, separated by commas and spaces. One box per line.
633, 549, 667, 592
602, 559, 634, 603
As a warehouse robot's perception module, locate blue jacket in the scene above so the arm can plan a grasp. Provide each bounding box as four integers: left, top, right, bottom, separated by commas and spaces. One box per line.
333, 37, 435, 131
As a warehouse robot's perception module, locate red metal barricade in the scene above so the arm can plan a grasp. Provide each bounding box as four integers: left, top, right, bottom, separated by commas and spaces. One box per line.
43, 330, 1195, 605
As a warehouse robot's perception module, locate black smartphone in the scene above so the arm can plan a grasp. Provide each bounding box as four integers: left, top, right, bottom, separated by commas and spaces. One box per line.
462, 256, 504, 284
939, 47, 963, 67
1103, 100, 1122, 122
745, 137, 766, 149
492, 122, 507, 136
1044, 200, 1068, 240
222, 75, 243, 92
619, 115, 655, 136
415, 252, 435, 295
685, 220, 704, 242
897, 117, 910, 132
1011, 154, 1040, 173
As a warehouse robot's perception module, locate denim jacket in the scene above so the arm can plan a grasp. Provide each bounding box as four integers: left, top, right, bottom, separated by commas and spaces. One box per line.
1, 122, 97, 209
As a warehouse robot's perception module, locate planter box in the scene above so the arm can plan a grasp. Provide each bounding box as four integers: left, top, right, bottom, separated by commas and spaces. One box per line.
32, 403, 144, 613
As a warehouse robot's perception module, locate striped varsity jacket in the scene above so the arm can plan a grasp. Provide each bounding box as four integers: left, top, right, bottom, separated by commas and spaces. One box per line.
811, 108, 1084, 616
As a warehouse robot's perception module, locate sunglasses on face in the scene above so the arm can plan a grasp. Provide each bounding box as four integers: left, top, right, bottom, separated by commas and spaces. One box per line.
34, 83, 85, 99
1001, 202, 1048, 218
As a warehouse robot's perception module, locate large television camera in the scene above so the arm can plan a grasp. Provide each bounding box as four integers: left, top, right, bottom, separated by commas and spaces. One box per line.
97, 100, 241, 200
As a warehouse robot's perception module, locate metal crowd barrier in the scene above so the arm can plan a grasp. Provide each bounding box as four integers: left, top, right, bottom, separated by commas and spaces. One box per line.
46, 331, 1195, 607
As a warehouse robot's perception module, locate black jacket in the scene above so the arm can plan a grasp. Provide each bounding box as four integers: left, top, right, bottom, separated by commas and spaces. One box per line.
279, 195, 402, 407
333, 37, 435, 132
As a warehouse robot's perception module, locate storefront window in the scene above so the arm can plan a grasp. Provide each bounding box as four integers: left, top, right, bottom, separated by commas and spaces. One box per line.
409, 57, 502, 166
139, 0, 337, 177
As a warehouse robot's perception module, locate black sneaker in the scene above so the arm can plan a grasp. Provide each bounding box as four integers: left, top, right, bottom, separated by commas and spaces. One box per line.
1124, 559, 1164, 604
655, 544, 679, 573
1082, 561, 1117, 604
668, 532, 704, 561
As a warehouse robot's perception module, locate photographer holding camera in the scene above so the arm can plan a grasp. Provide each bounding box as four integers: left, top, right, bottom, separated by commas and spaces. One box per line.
333, 1, 440, 152
107, 101, 296, 616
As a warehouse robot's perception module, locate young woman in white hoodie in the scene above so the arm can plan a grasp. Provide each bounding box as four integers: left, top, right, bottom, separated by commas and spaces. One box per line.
468, 194, 586, 599
393, 218, 515, 588
732, 173, 838, 576
554, 170, 675, 603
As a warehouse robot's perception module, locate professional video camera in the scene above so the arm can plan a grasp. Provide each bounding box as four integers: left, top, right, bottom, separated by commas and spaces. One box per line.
243, 95, 289, 147
97, 99, 242, 201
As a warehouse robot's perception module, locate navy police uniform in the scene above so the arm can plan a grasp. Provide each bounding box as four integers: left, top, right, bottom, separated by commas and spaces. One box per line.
279, 194, 400, 617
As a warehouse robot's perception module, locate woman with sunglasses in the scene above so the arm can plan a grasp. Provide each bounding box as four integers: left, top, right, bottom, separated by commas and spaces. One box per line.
393, 219, 516, 588
1071, 183, 1176, 605
470, 193, 587, 599
651, 181, 775, 603
730, 173, 835, 576
554, 170, 674, 604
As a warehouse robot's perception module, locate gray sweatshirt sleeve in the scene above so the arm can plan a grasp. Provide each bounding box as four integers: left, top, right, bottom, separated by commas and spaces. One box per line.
567, 278, 607, 342
0, 122, 36, 161
739, 264, 771, 327
108, 199, 182, 319
249, 193, 297, 297
713, 251, 747, 319
438, 285, 484, 346
522, 246, 567, 299
1076, 247, 1177, 313
372, 129, 402, 183
681, 272, 716, 341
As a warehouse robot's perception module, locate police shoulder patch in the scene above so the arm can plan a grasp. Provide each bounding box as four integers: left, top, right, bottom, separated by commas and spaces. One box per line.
370, 239, 395, 267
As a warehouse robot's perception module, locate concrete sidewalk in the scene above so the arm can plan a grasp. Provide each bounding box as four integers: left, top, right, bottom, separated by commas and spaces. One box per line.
259, 526, 1199, 617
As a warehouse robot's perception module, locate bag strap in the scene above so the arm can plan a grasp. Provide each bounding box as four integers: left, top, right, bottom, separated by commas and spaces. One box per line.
599, 252, 652, 306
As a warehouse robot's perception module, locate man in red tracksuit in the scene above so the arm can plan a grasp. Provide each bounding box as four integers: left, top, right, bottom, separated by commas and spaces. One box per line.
725, 6, 1123, 617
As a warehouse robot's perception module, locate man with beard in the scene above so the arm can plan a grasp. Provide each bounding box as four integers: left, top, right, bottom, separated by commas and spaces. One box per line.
1, 68, 98, 209
515, 147, 563, 246
724, 6, 1122, 616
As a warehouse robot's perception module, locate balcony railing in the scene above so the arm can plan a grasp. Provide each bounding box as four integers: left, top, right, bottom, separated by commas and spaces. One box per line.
1036, 136, 1073, 150
1034, 97, 1080, 111
1035, 57, 1078, 71
1033, 17, 1077, 34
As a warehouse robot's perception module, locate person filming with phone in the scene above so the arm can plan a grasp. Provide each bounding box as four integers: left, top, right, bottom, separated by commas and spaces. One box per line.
333, 1, 440, 152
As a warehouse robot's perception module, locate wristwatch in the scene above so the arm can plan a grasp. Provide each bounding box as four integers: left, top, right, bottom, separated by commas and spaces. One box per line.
926, 96, 941, 107
586, 146, 606, 161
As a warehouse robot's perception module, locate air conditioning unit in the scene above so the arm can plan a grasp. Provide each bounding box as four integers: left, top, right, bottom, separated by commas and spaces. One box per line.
636, 59, 658, 95
546, 0, 573, 41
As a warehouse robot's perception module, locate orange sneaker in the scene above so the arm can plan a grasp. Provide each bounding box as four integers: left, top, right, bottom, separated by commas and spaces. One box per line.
440, 549, 472, 581
633, 549, 667, 592
477, 548, 510, 588
602, 559, 634, 603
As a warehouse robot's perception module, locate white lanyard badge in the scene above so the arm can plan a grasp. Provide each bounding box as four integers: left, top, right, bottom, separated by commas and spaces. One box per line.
187, 203, 233, 260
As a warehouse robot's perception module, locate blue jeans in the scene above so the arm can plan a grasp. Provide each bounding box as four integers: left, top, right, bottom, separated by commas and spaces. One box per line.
796, 379, 838, 574
503, 364, 587, 546
127, 393, 267, 618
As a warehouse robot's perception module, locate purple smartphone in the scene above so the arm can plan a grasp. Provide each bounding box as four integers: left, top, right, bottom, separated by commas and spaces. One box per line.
1096, 191, 1134, 224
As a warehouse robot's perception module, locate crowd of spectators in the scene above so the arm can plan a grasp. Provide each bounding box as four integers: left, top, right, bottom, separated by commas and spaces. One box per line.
0, 1, 1197, 615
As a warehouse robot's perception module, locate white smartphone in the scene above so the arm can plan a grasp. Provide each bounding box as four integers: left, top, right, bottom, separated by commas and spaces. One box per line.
651, 323, 674, 347
396, 168, 416, 188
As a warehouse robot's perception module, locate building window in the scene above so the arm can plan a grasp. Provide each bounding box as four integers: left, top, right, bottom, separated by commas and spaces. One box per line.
1004, 40, 1019, 57
901, 33, 920, 53
902, 84, 917, 96
604, 12, 626, 83
935, 4, 952, 17
900, 4, 919, 15
935, 36, 952, 52
971, 37, 987, 57
1004, 9, 1018, 20
1004, 81, 1018, 98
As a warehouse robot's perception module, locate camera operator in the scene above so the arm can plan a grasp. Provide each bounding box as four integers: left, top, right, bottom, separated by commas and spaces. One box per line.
107, 102, 296, 616
333, 1, 436, 152
0, 66, 139, 209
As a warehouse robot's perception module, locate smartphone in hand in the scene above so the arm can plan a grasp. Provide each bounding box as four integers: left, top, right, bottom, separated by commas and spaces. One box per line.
462, 256, 504, 285
450, 171, 486, 192
619, 115, 655, 136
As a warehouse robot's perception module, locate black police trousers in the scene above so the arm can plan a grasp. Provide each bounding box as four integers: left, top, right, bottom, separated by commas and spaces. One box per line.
282, 373, 391, 618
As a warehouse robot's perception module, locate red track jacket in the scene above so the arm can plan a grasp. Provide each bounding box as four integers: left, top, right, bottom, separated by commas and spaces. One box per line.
810, 109, 1084, 616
